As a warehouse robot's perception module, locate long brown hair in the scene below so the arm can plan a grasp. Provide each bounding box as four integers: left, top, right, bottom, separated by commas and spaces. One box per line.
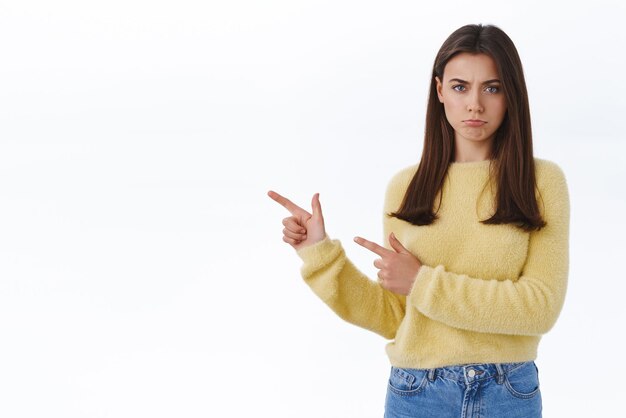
390, 23, 546, 232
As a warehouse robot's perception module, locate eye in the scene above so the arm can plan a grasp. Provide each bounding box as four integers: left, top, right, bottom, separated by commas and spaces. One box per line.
486, 86, 500, 93
452, 85, 465, 92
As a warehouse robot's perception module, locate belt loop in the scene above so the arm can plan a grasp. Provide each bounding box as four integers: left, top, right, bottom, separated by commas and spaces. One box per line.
494, 363, 505, 384
427, 368, 436, 382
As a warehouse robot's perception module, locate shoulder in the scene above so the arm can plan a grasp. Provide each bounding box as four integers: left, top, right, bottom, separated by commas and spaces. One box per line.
383, 163, 419, 211
387, 163, 419, 188
534, 157, 568, 193
385, 163, 418, 196
533, 157, 570, 219
534, 157, 565, 177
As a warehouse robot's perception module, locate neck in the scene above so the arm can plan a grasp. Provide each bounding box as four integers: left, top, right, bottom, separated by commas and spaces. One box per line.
453, 134, 494, 162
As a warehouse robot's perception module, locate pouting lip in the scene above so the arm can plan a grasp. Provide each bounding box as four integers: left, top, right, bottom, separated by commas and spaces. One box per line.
464, 119, 486, 122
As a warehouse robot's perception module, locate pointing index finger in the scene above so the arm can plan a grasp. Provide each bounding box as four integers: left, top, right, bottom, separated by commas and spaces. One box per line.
267, 190, 309, 216
353, 236, 392, 257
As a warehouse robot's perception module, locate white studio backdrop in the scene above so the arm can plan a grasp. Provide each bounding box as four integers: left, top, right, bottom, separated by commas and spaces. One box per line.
0, 1, 624, 417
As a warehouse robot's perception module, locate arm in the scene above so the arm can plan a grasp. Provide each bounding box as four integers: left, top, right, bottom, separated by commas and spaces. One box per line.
294, 176, 408, 340
408, 164, 570, 336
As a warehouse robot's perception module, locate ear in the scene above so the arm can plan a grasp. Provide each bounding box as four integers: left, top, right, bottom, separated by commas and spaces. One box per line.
435, 76, 444, 103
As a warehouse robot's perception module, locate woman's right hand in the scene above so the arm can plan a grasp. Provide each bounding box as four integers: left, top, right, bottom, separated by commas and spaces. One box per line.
267, 190, 327, 251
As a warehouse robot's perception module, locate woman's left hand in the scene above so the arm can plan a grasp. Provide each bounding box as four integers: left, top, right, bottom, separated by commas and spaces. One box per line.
353, 232, 422, 296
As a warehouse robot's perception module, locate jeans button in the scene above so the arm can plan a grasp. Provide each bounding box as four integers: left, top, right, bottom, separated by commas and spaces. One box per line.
467, 369, 475, 378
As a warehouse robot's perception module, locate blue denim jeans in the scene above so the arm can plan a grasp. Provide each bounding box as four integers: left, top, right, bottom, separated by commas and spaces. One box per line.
384, 361, 542, 418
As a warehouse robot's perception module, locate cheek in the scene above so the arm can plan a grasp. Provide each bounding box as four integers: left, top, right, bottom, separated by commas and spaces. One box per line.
493, 98, 507, 117
443, 96, 464, 114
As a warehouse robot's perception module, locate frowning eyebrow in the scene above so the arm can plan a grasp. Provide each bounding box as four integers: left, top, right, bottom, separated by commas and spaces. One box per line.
448, 78, 501, 84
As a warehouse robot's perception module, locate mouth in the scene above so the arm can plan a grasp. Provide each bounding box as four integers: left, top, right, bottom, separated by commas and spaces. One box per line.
463, 120, 486, 127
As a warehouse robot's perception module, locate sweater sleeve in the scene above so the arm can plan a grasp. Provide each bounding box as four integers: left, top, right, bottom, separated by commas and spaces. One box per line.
294, 178, 408, 340
407, 163, 570, 336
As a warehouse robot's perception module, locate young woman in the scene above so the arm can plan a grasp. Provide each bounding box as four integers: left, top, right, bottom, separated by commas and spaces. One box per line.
268, 23, 569, 418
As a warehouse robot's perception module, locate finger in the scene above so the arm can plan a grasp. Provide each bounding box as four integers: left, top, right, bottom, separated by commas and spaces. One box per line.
389, 232, 410, 254
282, 217, 307, 234
373, 258, 384, 270
377, 272, 385, 284
283, 227, 307, 241
282, 235, 303, 245
268, 190, 310, 217
311, 193, 323, 218
353, 236, 393, 257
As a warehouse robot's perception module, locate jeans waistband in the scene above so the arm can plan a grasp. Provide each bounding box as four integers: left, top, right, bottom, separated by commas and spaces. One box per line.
401, 361, 533, 385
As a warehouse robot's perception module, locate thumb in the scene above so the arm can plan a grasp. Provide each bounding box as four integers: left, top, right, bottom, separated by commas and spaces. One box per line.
311, 192, 323, 219
389, 232, 409, 254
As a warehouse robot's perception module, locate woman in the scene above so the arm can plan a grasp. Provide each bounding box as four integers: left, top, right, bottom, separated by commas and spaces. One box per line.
268, 23, 569, 417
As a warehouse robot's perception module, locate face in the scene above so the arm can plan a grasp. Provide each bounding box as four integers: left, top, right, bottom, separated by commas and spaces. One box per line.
435, 52, 507, 151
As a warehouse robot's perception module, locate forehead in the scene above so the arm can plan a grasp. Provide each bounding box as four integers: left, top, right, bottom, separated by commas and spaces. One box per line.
443, 52, 499, 80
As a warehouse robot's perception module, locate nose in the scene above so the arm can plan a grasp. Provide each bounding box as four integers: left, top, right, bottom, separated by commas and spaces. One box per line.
466, 90, 484, 113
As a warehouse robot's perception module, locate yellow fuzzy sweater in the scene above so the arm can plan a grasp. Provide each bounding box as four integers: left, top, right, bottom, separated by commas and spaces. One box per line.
295, 158, 570, 369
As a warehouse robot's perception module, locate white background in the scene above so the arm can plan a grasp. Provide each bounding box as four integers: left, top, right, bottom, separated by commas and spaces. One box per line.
0, 1, 624, 417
